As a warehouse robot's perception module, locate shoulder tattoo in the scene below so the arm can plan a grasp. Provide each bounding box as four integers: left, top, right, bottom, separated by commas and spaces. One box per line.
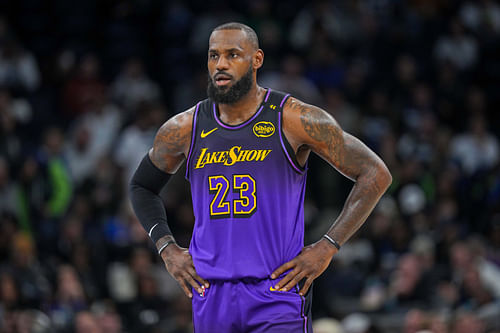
151, 109, 194, 172
287, 98, 344, 164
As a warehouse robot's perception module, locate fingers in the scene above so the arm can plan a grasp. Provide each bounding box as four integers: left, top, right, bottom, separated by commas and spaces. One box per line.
273, 267, 298, 290
189, 265, 210, 288
270, 260, 295, 279
177, 277, 193, 298
299, 277, 313, 296
282, 271, 306, 292
184, 272, 203, 294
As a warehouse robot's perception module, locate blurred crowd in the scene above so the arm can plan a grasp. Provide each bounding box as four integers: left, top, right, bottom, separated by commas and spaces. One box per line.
0, 0, 500, 332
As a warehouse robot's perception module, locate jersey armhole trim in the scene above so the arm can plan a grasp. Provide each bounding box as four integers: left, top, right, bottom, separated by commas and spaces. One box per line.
280, 93, 290, 107
278, 109, 307, 175
185, 101, 201, 180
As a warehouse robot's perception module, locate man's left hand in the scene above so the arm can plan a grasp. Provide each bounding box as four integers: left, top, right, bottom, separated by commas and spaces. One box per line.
270, 238, 338, 296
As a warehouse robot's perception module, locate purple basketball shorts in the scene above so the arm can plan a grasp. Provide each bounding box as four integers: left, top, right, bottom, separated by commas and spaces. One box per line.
192, 277, 313, 333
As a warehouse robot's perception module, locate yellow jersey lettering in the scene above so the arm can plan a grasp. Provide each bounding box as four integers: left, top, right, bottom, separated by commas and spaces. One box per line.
246, 150, 258, 161
225, 146, 240, 166
194, 146, 272, 169
195, 148, 209, 169
237, 149, 249, 162
217, 151, 228, 163
209, 152, 219, 164
257, 150, 272, 161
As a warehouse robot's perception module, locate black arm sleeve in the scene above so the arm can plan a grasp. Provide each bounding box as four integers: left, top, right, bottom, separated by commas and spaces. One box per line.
129, 153, 173, 244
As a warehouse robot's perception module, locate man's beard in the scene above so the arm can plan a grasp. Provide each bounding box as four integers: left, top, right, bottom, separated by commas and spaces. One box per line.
207, 66, 253, 104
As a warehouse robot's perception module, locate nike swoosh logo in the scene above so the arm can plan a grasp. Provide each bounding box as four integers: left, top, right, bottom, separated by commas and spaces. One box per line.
269, 286, 282, 292
201, 128, 218, 138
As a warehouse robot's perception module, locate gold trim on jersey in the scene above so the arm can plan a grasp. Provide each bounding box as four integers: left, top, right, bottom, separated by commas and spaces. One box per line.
194, 146, 272, 169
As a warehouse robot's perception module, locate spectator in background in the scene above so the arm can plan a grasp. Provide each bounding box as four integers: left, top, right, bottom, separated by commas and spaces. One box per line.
62, 54, 106, 118
16, 156, 47, 236
74, 311, 102, 333
12, 309, 52, 333
434, 19, 478, 71
37, 127, 73, 219
50, 265, 87, 331
403, 309, 448, 333
114, 102, 167, 186
0, 89, 25, 165
452, 311, 486, 333
450, 113, 499, 175
386, 253, 435, 310
91, 301, 122, 333
260, 54, 323, 105
360, 89, 392, 150
0, 39, 40, 93
459, 0, 500, 35
0, 87, 32, 135
449, 240, 500, 300
65, 123, 101, 186
77, 92, 123, 158
289, 1, 364, 50
66, 93, 123, 186
0, 271, 20, 313
9, 232, 51, 309
111, 58, 161, 115
324, 88, 361, 135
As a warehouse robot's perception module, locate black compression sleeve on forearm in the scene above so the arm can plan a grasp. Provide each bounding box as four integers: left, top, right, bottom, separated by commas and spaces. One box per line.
129, 153, 173, 244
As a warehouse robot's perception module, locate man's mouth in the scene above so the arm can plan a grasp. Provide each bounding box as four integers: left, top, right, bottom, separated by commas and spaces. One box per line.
214, 73, 232, 87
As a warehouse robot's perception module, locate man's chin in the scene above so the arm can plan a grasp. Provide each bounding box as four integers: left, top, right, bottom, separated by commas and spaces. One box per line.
214, 83, 231, 91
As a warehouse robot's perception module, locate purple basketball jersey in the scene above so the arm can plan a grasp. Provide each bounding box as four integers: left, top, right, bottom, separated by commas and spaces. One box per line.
186, 89, 307, 280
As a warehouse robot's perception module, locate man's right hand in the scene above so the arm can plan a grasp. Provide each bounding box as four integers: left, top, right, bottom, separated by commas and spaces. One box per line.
160, 243, 209, 298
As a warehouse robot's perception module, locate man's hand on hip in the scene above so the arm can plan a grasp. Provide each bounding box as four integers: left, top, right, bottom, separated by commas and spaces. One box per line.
270, 239, 337, 296
160, 243, 209, 298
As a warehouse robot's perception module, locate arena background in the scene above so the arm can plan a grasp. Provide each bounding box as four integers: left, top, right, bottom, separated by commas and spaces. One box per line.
0, 1, 499, 332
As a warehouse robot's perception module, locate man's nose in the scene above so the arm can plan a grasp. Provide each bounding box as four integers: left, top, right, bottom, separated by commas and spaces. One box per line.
216, 56, 229, 70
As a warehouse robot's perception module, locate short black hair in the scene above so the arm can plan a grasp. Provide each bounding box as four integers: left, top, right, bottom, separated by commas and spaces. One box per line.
212, 22, 259, 50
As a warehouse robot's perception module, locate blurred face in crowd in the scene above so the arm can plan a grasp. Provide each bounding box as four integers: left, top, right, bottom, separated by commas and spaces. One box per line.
453, 313, 485, 333
450, 243, 473, 271
75, 311, 102, 333
207, 29, 263, 104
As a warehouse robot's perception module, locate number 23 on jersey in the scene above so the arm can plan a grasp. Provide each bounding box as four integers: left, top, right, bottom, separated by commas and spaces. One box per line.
208, 174, 256, 218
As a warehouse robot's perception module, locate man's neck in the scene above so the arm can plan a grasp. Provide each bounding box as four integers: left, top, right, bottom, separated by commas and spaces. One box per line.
217, 85, 266, 125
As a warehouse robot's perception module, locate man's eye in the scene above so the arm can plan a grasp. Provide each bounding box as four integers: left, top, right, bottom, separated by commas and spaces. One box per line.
231, 53, 238, 58
210, 54, 218, 59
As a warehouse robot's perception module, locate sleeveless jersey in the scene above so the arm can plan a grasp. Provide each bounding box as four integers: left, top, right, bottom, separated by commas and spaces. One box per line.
185, 89, 307, 280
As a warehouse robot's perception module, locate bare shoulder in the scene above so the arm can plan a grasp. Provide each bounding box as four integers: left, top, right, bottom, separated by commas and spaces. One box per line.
149, 105, 196, 174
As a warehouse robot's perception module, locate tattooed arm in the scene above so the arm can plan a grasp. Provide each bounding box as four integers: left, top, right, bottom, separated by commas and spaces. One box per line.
149, 107, 194, 173
140, 106, 209, 298
271, 97, 392, 295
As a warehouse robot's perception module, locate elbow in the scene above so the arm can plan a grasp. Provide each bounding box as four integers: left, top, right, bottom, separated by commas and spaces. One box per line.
377, 162, 392, 192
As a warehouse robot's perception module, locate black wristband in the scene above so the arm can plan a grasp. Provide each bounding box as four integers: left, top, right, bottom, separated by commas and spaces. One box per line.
158, 239, 176, 255
323, 234, 341, 250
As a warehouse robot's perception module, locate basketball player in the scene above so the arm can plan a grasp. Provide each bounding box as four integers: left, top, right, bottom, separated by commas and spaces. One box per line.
130, 23, 392, 332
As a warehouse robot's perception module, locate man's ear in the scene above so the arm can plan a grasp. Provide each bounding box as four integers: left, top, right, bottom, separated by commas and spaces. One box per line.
254, 49, 264, 70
